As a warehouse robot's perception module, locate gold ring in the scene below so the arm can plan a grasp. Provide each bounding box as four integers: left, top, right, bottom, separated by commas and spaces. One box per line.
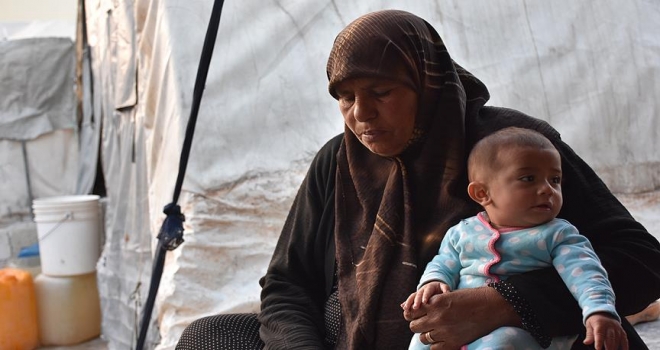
426, 331, 436, 343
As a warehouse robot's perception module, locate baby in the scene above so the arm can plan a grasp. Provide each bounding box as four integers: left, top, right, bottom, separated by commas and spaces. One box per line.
402, 127, 626, 350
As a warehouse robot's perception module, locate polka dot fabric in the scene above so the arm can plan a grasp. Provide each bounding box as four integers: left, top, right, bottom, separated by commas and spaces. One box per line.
489, 281, 552, 348
175, 313, 264, 350
416, 214, 618, 348
175, 293, 342, 349
323, 290, 341, 346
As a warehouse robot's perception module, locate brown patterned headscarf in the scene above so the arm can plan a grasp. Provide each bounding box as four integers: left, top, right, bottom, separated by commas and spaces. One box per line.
328, 10, 490, 349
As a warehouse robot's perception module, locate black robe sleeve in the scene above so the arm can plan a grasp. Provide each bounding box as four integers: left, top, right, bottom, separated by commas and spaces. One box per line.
258, 134, 341, 349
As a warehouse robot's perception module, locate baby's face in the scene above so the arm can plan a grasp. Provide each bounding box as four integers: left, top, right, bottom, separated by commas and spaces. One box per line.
485, 146, 562, 228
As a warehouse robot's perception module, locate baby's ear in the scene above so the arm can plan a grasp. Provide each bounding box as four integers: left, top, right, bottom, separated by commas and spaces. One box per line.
467, 182, 491, 207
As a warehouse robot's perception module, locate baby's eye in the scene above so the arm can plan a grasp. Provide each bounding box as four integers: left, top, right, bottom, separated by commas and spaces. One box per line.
519, 175, 534, 182
552, 176, 562, 184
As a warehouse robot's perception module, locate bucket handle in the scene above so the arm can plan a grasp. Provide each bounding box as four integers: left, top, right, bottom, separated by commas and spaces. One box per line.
39, 211, 73, 242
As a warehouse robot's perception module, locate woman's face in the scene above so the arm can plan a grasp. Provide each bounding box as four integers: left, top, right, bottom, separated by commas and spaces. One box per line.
334, 77, 418, 157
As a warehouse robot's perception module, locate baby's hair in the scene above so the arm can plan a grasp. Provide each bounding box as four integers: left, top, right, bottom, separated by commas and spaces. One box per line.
468, 127, 557, 182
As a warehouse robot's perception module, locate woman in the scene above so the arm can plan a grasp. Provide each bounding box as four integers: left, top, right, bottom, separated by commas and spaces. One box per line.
177, 9, 660, 349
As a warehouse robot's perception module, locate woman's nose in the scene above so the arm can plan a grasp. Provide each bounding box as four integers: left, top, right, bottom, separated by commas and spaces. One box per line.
353, 96, 376, 122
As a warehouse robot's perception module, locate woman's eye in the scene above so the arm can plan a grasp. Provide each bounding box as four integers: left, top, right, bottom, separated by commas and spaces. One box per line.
339, 96, 355, 107
372, 89, 391, 98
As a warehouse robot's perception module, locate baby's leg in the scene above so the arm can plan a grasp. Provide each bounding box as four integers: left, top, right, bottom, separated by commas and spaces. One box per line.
410, 328, 540, 350
465, 327, 536, 349
408, 333, 429, 350
465, 327, 575, 350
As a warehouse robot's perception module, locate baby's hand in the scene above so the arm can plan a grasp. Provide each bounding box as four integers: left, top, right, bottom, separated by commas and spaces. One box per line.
400, 281, 450, 311
583, 313, 628, 350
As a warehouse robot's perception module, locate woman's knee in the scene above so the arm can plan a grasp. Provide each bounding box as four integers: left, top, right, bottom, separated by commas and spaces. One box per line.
176, 313, 263, 350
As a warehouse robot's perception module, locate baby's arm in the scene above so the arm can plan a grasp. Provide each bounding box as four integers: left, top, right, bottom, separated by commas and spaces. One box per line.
402, 225, 461, 310
401, 280, 451, 311
549, 223, 619, 322
549, 222, 626, 348
583, 313, 628, 350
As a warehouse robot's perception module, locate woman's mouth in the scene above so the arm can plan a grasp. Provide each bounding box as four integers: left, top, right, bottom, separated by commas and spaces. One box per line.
360, 129, 386, 142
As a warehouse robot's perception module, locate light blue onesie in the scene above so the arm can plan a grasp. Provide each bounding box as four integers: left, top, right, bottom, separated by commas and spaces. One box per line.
409, 212, 620, 350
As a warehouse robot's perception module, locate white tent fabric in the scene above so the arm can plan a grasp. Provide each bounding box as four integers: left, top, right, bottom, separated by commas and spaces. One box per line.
0, 17, 90, 283
0, 38, 76, 140
0, 129, 79, 220
0, 20, 75, 41
0, 19, 97, 203
0, 36, 80, 222
82, 0, 660, 349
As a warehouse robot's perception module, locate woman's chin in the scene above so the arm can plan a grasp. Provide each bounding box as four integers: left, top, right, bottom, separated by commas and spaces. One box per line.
362, 143, 403, 158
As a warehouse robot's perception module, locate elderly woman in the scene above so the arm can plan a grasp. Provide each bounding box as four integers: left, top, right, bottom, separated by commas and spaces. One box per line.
177, 9, 660, 349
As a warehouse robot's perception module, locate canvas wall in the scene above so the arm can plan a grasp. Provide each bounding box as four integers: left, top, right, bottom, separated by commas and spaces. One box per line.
82, 1, 660, 348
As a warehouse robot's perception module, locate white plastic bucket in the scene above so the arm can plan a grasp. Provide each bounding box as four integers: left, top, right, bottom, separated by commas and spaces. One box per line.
32, 195, 101, 276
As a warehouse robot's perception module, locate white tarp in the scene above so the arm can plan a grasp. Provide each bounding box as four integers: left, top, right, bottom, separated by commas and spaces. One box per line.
82, 0, 660, 349
0, 20, 75, 41
0, 38, 76, 140
0, 36, 80, 223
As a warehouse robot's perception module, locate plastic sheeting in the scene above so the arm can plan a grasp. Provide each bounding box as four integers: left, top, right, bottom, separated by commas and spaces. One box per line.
0, 38, 76, 141
0, 36, 80, 222
0, 20, 76, 41
82, 1, 660, 349
0, 129, 79, 224
0, 21, 85, 277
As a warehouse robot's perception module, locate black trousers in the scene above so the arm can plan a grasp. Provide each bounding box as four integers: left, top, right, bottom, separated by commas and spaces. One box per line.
176, 313, 264, 350
176, 289, 341, 349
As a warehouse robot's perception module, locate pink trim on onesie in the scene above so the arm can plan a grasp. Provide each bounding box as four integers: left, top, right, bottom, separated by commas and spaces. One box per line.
459, 213, 529, 350
477, 213, 502, 284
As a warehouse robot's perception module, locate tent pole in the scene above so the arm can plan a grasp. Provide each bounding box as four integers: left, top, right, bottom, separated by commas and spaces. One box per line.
135, 0, 226, 348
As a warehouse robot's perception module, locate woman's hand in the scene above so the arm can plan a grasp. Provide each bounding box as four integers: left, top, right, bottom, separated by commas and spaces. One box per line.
403, 286, 520, 349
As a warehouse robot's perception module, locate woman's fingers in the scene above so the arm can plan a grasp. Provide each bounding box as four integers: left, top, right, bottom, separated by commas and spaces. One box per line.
408, 287, 517, 348
409, 298, 461, 349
